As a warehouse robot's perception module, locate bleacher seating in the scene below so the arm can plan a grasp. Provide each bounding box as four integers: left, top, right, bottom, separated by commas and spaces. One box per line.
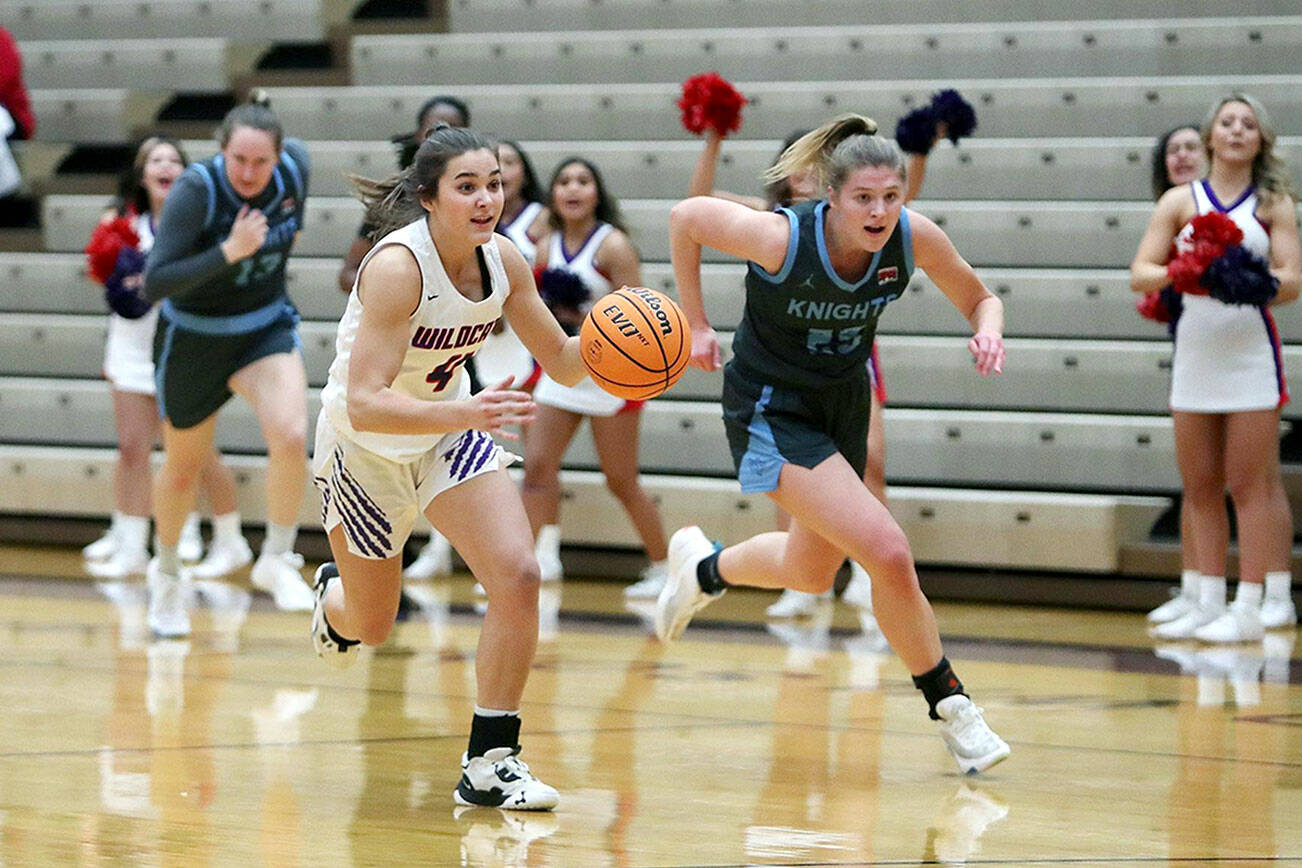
19, 38, 233, 91
27, 89, 166, 144
262, 77, 1302, 142
444, 0, 1292, 32
352, 19, 1302, 86
0, 0, 328, 41
5, 0, 1302, 578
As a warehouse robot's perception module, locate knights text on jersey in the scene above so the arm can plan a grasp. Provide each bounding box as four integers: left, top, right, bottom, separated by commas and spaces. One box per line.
320, 220, 511, 461
734, 199, 913, 390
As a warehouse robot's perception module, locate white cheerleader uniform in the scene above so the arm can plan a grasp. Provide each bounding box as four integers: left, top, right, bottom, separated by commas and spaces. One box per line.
1169, 180, 1287, 413
101, 214, 160, 395
532, 222, 627, 416
314, 218, 514, 559
475, 202, 544, 389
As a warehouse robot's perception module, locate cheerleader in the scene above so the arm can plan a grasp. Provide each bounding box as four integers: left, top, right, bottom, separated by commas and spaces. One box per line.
1131, 94, 1301, 642
521, 157, 670, 595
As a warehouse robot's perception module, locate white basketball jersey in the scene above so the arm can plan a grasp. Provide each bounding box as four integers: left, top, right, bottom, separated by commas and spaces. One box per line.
321, 218, 511, 461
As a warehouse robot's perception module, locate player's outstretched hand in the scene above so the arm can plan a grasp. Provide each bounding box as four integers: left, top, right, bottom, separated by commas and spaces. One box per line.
689, 324, 722, 371
968, 332, 1005, 376
222, 205, 269, 263
468, 377, 536, 440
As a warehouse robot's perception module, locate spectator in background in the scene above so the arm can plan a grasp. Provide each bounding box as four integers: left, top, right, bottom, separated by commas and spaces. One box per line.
82, 134, 251, 582
0, 26, 34, 224
0, 27, 34, 141
1139, 124, 1207, 628
336, 95, 471, 294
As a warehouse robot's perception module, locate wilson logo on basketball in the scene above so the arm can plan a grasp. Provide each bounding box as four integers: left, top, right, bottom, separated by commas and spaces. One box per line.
877, 266, 899, 283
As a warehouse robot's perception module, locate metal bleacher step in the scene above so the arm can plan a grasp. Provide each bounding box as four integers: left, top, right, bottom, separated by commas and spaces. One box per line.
0, 443, 1168, 572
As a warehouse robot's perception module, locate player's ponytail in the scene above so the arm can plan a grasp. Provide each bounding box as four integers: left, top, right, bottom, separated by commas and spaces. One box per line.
217, 88, 283, 149
353, 123, 498, 240
762, 114, 877, 190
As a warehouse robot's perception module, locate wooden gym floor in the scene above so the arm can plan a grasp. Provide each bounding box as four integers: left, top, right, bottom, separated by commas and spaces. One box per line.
0, 545, 1299, 867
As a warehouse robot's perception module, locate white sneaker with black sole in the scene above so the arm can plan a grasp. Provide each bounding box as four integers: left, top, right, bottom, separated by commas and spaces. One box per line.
311, 562, 358, 669
454, 747, 559, 811
654, 526, 723, 642
935, 695, 1011, 775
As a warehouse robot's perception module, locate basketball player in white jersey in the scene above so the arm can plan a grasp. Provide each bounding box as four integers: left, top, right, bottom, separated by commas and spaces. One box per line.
311, 125, 588, 810
1132, 93, 1301, 643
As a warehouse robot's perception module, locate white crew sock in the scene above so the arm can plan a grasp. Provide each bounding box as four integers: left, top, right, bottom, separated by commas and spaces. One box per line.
212, 512, 243, 546
1264, 571, 1292, 601
1180, 569, 1200, 598
1233, 581, 1263, 610
118, 514, 151, 553
1199, 575, 1227, 610
262, 522, 298, 557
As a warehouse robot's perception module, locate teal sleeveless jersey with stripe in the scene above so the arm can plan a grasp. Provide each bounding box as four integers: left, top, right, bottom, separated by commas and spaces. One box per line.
733, 199, 913, 390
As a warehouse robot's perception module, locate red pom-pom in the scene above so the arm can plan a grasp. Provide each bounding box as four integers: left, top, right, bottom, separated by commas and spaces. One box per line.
1167, 250, 1208, 295
677, 72, 747, 137
1136, 291, 1170, 323
84, 213, 141, 285
1168, 212, 1246, 295
1188, 211, 1243, 254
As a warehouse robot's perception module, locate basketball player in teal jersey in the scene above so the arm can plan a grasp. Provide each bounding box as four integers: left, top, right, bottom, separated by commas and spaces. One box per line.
660, 114, 1011, 774
143, 93, 314, 636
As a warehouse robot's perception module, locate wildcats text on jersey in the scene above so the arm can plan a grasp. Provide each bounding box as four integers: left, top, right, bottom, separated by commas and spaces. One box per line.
412, 319, 500, 350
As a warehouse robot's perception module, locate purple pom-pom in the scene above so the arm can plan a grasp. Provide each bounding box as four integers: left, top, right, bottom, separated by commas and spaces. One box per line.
1200, 245, 1278, 306
894, 105, 937, 155
538, 267, 590, 309
538, 267, 591, 335
929, 89, 977, 144
103, 247, 152, 319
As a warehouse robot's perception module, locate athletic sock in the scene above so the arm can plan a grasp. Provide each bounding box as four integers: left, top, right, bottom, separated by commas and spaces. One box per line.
696, 550, 729, 595
912, 656, 967, 720
1264, 571, 1292, 601
212, 511, 243, 546
262, 522, 298, 557
468, 708, 522, 758
155, 543, 181, 576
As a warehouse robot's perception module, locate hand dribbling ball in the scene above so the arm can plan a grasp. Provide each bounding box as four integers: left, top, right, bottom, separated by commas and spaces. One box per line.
580, 286, 690, 400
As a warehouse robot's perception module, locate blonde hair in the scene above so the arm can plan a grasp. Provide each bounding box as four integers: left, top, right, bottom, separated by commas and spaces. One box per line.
1202, 92, 1295, 203
762, 113, 906, 194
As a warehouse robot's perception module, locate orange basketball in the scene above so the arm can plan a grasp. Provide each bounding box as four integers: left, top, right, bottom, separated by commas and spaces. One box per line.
580, 286, 690, 401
